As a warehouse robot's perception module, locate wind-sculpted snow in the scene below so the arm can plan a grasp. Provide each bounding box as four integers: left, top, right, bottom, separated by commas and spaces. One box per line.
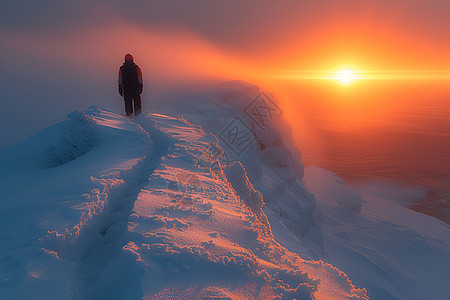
43, 111, 97, 168
224, 161, 272, 235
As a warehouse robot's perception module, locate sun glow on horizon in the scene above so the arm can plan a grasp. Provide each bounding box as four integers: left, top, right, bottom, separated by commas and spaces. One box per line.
333, 69, 358, 85
320, 67, 366, 86
268, 68, 450, 86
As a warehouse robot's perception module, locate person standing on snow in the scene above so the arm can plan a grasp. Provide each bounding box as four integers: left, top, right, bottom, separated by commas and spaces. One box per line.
118, 54, 143, 116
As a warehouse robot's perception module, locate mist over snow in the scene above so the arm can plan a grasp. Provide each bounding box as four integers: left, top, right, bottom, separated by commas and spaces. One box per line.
1, 81, 449, 299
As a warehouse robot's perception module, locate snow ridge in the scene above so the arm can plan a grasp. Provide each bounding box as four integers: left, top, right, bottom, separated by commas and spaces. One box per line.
0, 105, 369, 299
224, 161, 272, 235
95, 111, 369, 299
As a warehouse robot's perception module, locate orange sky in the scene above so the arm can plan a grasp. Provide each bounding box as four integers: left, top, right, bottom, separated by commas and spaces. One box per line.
1, 0, 449, 146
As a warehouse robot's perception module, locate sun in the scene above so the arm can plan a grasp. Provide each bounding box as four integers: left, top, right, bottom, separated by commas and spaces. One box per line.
334, 69, 358, 84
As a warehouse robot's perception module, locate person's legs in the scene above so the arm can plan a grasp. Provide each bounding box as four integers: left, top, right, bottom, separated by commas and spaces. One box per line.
124, 94, 133, 116
133, 93, 142, 116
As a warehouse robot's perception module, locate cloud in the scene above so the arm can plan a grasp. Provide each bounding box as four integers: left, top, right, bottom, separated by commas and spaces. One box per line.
2, 0, 449, 56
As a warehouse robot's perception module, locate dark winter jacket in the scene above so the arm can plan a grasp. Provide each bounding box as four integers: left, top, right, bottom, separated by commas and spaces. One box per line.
118, 60, 143, 95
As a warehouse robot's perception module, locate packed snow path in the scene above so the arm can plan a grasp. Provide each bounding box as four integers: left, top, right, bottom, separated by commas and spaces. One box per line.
50, 112, 169, 299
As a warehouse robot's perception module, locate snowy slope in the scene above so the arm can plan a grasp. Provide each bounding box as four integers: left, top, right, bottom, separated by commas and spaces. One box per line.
0, 108, 159, 299
0, 105, 367, 299
304, 167, 450, 300
1, 81, 449, 299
